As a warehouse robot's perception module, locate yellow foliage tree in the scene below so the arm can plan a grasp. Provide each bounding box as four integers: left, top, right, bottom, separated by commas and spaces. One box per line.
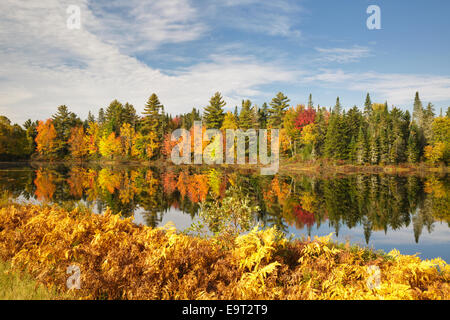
300, 123, 317, 145
98, 133, 121, 159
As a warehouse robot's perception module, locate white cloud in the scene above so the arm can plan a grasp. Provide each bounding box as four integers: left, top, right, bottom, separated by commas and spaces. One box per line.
0, 0, 298, 124
315, 46, 371, 63
305, 69, 450, 107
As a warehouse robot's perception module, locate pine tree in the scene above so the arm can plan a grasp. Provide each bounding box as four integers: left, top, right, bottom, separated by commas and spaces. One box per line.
258, 102, 269, 129
268, 92, 290, 128
87, 111, 95, 124
239, 99, 254, 130
98, 108, 105, 125
52, 105, 82, 157
369, 135, 379, 164
307, 93, 313, 109
324, 114, 345, 159
364, 93, 372, 117
407, 123, 420, 163
142, 93, 163, 135
203, 92, 226, 129
412, 92, 423, 126
105, 100, 124, 135
333, 97, 342, 115
422, 102, 435, 143
123, 103, 138, 129
355, 126, 367, 164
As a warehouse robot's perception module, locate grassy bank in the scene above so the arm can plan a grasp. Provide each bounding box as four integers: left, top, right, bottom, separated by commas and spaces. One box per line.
0, 203, 449, 300
0, 259, 64, 300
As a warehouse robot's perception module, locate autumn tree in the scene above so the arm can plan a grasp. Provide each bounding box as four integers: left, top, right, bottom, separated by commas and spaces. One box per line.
68, 126, 88, 161
99, 132, 121, 159
35, 119, 58, 159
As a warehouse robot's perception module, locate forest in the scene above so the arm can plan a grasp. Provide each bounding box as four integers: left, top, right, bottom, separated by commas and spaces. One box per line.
0, 91, 449, 165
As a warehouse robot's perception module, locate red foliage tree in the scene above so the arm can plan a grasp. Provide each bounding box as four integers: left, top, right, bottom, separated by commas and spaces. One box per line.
294, 106, 316, 131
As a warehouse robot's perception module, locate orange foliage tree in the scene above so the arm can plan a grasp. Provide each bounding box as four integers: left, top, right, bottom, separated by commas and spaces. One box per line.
35, 119, 57, 159
68, 126, 88, 161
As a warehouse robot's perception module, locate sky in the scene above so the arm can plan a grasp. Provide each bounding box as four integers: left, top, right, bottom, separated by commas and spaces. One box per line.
1, 0, 450, 125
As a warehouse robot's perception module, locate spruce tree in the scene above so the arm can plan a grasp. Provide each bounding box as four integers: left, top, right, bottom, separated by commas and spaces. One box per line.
258, 102, 269, 129
333, 97, 342, 115
203, 92, 226, 129
239, 99, 254, 130
123, 103, 138, 129
307, 93, 313, 109
422, 102, 435, 143
355, 126, 368, 164
98, 108, 105, 125
105, 99, 124, 135
268, 92, 290, 128
369, 136, 379, 164
87, 111, 95, 124
407, 123, 420, 163
364, 93, 372, 117
142, 93, 163, 135
412, 91, 423, 126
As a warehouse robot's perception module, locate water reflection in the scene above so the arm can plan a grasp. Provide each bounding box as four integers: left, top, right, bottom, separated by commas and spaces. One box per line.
0, 164, 448, 259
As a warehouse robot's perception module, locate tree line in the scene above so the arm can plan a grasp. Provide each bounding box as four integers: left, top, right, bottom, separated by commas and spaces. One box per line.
0, 91, 448, 164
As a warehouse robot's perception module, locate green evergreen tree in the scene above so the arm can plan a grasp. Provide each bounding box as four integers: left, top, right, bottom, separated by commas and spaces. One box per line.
412, 91, 423, 126
407, 123, 420, 163
333, 97, 342, 115
123, 103, 138, 129
239, 99, 254, 130
105, 99, 124, 135
87, 111, 95, 124
142, 93, 163, 135
307, 93, 313, 109
364, 93, 372, 117
355, 126, 368, 164
268, 92, 290, 128
98, 108, 105, 125
52, 105, 82, 156
324, 114, 346, 159
258, 102, 269, 128
422, 102, 435, 143
369, 135, 380, 164
203, 92, 226, 129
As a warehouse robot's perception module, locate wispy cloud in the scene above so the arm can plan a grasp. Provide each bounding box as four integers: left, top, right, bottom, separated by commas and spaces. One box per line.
305, 69, 450, 106
206, 0, 303, 37
314, 46, 371, 63
0, 0, 299, 123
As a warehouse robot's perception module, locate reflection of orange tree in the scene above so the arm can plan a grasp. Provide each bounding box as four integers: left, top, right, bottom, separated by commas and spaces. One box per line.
66, 167, 100, 201
173, 170, 210, 203
176, 171, 188, 199
67, 167, 87, 198
34, 169, 56, 201
162, 170, 177, 194
263, 177, 291, 210
187, 174, 209, 203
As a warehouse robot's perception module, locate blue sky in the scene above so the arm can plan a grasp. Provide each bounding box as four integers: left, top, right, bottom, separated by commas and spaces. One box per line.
1, 0, 450, 124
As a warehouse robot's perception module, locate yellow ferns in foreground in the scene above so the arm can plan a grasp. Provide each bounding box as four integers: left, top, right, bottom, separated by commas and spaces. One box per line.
0, 204, 448, 300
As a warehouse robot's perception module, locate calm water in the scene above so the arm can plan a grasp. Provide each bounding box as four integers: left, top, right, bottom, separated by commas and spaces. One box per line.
1, 163, 449, 262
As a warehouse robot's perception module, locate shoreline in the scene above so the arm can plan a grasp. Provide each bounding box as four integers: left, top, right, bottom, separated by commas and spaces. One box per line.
0, 159, 447, 176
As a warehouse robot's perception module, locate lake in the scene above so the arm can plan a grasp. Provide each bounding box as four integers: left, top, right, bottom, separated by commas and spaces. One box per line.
0, 163, 448, 262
